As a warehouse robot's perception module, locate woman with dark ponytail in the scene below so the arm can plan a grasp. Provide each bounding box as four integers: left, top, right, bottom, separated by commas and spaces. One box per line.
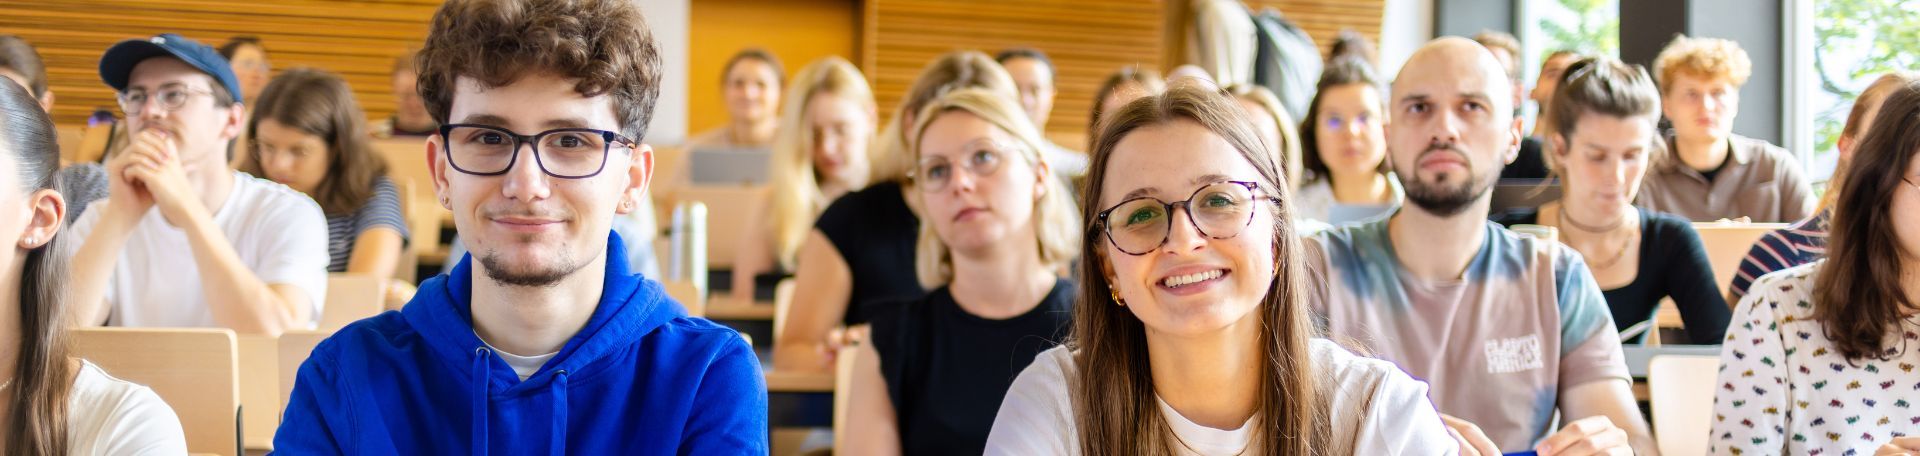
0, 75, 185, 454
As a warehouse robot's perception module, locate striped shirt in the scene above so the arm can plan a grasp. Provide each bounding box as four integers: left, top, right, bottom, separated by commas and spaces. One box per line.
1726, 210, 1828, 302
325, 177, 410, 273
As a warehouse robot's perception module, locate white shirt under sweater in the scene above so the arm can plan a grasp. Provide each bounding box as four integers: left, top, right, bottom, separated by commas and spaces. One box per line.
68, 360, 189, 455
983, 338, 1459, 455
67, 171, 330, 329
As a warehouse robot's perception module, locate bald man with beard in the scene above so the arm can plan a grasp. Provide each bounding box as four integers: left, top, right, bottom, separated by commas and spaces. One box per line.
1306, 37, 1655, 456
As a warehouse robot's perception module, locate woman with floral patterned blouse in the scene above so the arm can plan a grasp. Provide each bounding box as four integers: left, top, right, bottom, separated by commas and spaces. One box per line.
1710, 79, 1920, 455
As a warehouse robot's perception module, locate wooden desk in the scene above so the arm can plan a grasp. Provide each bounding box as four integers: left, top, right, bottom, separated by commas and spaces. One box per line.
707, 301, 777, 321
765, 370, 834, 393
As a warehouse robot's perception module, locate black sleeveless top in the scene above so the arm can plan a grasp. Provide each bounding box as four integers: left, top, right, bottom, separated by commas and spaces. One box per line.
814, 180, 927, 325
869, 279, 1075, 456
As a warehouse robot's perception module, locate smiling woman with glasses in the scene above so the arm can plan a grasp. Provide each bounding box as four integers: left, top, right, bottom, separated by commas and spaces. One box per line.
983, 84, 1452, 455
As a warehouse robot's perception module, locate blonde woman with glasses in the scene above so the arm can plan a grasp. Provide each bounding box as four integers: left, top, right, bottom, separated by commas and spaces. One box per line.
842, 87, 1078, 455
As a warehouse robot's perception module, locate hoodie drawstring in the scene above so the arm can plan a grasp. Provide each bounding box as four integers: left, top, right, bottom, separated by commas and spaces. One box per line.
472, 347, 492, 456
550, 370, 570, 456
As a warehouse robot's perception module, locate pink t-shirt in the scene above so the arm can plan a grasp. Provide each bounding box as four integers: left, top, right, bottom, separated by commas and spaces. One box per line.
1308, 218, 1630, 450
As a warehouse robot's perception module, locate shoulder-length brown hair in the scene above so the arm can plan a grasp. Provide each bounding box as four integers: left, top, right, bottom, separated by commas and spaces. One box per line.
0, 76, 73, 456
1071, 83, 1334, 455
242, 68, 387, 216
1815, 78, 1920, 362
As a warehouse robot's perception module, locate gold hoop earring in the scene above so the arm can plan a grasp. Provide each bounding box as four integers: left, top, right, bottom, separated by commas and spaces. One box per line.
1109, 287, 1126, 306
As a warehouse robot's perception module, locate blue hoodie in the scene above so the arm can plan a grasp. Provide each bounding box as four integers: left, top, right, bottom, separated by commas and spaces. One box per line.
274, 233, 767, 455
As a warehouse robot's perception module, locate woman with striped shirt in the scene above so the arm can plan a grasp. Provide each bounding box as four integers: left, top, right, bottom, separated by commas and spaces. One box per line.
241, 68, 410, 283
1727, 71, 1917, 301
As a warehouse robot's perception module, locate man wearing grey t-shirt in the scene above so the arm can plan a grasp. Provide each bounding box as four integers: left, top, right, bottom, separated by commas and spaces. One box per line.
1307, 38, 1654, 456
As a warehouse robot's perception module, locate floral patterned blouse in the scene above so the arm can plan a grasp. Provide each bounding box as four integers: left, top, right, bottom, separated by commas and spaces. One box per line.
1711, 260, 1920, 455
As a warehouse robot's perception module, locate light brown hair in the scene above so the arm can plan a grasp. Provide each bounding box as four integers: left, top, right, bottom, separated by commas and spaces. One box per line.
722, 48, 784, 85
1652, 34, 1752, 94
1088, 65, 1166, 142
416, 0, 663, 142
0, 35, 48, 97
1072, 84, 1333, 455
1543, 57, 1666, 173
1472, 30, 1521, 80
241, 68, 387, 216
1815, 78, 1920, 362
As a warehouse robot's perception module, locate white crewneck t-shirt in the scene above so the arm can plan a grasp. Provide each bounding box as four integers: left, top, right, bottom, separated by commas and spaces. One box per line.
983, 338, 1458, 455
67, 360, 189, 455
66, 171, 330, 329
479, 336, 560, 381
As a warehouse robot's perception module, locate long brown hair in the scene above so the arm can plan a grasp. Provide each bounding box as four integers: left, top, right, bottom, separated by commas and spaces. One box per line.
1072, 84, 1333, 455
241, 68, 387, 216
1814, 78, 1920, 362
1, 74, 72, 456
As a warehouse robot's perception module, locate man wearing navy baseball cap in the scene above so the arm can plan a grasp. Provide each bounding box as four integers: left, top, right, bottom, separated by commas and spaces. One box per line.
67, 33, 329, 336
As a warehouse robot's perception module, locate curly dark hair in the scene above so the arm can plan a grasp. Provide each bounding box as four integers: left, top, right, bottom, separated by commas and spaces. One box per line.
416, 0, 662, 141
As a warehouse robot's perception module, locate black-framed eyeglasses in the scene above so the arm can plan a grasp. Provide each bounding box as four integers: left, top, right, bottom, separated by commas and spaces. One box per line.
439, 124, 637, 179
118, 86, 215, 116
1096, 180, 1279, 256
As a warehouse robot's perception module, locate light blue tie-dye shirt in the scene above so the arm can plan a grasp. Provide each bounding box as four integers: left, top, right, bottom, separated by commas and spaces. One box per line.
1308, 216, 1629, 450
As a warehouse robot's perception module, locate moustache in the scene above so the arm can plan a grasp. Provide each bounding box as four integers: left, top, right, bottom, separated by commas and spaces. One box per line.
480, 205, 572, 221
1415, 141, 1471, 164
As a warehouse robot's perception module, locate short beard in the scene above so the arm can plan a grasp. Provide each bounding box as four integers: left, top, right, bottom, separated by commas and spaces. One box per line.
1399, 145, 1499, 218
1403, 173, 1495, 217
478, 245, 585, 288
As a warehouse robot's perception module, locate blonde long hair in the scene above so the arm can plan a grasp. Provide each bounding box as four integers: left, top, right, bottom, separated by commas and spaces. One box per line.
907, 88, 1080, 288
767, 57, 875, 269
871, 51, 1017, 185
1072, 84, 1335, 455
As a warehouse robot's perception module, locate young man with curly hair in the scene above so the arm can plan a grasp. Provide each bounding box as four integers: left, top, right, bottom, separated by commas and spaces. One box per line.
274, 0, 768, 453
1635, 34, 1814, 223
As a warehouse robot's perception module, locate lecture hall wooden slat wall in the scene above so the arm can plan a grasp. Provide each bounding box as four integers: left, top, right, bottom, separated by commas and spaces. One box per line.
1, 0, 1384, 140
862, 0, 1383, 147
862, 0, 1170, 145
0, 0, 437, 127
1248, 0, 1385, 61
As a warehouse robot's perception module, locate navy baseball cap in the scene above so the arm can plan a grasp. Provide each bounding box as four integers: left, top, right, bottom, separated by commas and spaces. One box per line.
98, 33, 244, 105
